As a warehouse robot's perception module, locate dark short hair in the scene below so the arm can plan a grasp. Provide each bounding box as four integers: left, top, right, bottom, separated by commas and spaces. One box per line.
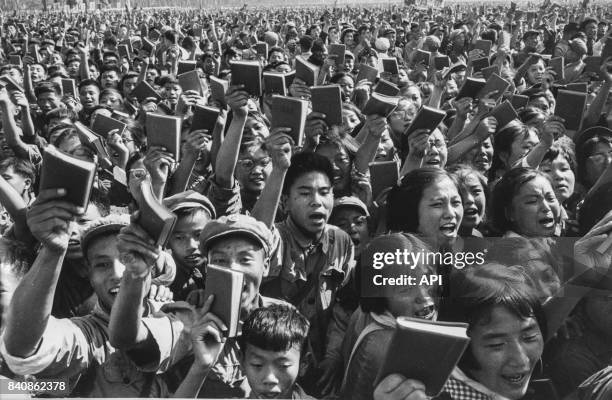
238, 305, 310, 353
34, 81, 61, 97
576, 134, 612, 186
387, 168, 459, 234
489, 121, 533, 181
438, 263, 546, 372
78, 79, 101, 92
282, 152, 334, 195
541, 137, 576, 173
0, 157, 36, 185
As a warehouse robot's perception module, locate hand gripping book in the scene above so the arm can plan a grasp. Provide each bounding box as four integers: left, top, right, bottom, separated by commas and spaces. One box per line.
471, 57, 490, 73
474, 39, 493, 55
203, 265, 245, 338
91, 113, 127, 139
145, 113, 182, 162
74, 121, 112, 162
230, 60, 262, 97
369, 160, 399, 201
382, 57, 400, 75
434, 56, 451, 70
477, 73, 511, 102
456, 77, 486, 100
510, 94, 529, 109
295, 57, 320, 87
362, 93, 400, 117
256, 42, 269, 60
549, 57, 565, 81
481, 64, 500, 80
177, 70, 204, 95
487, 100, 519, 130
310, 85, 343, 127
374, 79, 400, 97
270, 95, 309, 147
404, 105, 447, 137
554, 89, 587, 131
414, 49, 431, 67
191, 105, 221, 134
135, 180, 177, 248
39, 145, 96, 210
209, 76, 229, 108
374, 317, 470, 397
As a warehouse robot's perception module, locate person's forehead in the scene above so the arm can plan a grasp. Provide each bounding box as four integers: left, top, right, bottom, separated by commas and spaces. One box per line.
291, 171, 332, 188
244, 343, 300, 360
87, 234, 119, 261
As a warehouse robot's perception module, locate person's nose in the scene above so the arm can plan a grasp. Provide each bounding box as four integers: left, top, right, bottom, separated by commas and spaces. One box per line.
110, 260, 126, 282
507, 341, 531, 370
262, 366, 279, 386
187, 236, 199, 251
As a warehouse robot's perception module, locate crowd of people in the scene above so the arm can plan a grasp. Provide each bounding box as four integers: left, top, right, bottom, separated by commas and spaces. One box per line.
1, 1, 612, 399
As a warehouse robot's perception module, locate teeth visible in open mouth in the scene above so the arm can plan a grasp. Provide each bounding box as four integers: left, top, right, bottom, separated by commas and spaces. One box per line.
465, 208, 478, 216
503, 374, 525, 383
109, 288, 119, 295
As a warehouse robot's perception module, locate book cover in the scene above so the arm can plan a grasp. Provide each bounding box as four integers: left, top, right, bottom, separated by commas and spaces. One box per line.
369, 160, 400, 202
136, 180, 177, 248
0, 75, 24, 93
230, 60, 262, 97
295, 57, 320, 87
203, 265, 245, 338
256, 42, 269, 59
209, 76, 229, 108
74, 121, 111, 162
142, 37, 155, 53
329, 43, 346, 67
356, 63, 379, 84
488, 100, 519, 130
478, 73, 511, 102
8, 55, 21, 67
118, 44, 130, 60
39, 145, 96, 210
565, 82, 588, 93
510, 94, 529, 109
555, 89, 587, 131
549, 57, 565, 81
263, 71, 287, 96
362, 93, 400, 117
583, 56, 602, 74
178, 70, 204, 95
61, 78, 78, 98
131, 81, 162, 103
456, 77, 487, 100
270, 95, 309, 147
434, 56, 451, 70
405, 105, 447, 136
311, 85, 343, 127
374, 317, 470, 397
471, 57, 490, 73
91, 113, 127, 139
481, 64, 500, 80
374, 79, 400, 97
382, 57, 399, 75
177, 60, 197, 75
145, 113, 182, 162
474, 39, 492, 55
191, 105, 221, 133
414, 49, 431, 66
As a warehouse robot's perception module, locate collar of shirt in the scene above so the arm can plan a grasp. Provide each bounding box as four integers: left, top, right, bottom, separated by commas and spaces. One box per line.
285, 216, 331, 254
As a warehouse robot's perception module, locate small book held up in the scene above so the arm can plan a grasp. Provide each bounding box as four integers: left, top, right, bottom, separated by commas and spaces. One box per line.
404, 105, 447, 137
230, 60, 263, 97
39, 145, 97, 210
203, 265, 245, 338
374, 317, 470, 397
270, 95, 309, 147
135, 180, 177, 248
310, 85, 343, 127
145, 113, 182, 162
362, 93, 400, 117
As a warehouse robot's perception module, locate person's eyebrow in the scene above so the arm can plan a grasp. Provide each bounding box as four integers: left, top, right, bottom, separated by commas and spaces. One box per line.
481, 331, 508, 341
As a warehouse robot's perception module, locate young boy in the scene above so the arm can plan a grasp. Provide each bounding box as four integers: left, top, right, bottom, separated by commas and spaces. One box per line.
175, 304, 314, 399
329, 196, 371, 257
109, 213, 289, 398
163, 190, 216, 300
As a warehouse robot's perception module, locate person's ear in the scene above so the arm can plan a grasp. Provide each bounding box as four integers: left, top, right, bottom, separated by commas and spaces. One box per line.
23, 178, 32, 192
262, 256, 270, 278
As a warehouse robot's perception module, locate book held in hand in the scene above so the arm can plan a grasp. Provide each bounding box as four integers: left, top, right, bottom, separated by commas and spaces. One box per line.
209, 76, 229, 108
230, 60, 263, 97
456, 77, 486, 100
39, 145, 97, 210
190, 105, 221, 134
328, 44, 346, 67
477, 73, 511, 102
555, 90, 587, 131
270, 95, 309, 147
362, 93, 400, 117
177, 60, 197, 75
404, 105, 447, 137
131, 81, 162, 103
145, 113, 182, 162
510, 94, 529, 109
74, 122, 112, 163
374, 79, 400, 97
61, 78, 78, 98
374, 317, 470, 397
382, 57, 399, 75
549, 57, 565, 81
136, 180, 177, 248
356, 63, 379, 84
481, 64, 500, 80
295, 57, 320, 87
91, 113, 127, 139
177, 70, 204, 95
369, 161, 399, 201
471, 57, 490, 73
311, 85, 343, 127
487, 100, 519, 130
203, 265, 245, 338
414, 49, 431, 66
434, 56, 451, 70
263, 71, 288, 96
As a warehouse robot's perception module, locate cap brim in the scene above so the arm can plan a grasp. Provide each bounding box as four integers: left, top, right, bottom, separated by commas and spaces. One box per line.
203, 229, 268, 255
81, 223, 126, 254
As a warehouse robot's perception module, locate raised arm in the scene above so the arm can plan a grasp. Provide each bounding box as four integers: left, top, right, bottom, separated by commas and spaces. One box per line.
3, 189, 82, 357
447, 117, 497, 165
582, 62, 612, 130
214, 85, 249, 188
0, 89, 32, 161
521, 117, 563, 169
251, 130, 293, 229
354, 115, 387, 174
169, 130, 211, 195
